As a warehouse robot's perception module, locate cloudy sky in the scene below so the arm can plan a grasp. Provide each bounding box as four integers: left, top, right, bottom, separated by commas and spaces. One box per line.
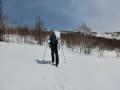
3, 0, 120, 32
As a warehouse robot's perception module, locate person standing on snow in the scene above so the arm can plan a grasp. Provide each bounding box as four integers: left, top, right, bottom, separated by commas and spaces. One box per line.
49, 31, 59, 67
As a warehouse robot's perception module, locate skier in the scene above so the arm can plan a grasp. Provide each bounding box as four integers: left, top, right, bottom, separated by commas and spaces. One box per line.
49, 31, 59, 67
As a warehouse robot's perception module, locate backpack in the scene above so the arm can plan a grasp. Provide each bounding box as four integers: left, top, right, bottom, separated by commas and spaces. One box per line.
50, 34, 57, 44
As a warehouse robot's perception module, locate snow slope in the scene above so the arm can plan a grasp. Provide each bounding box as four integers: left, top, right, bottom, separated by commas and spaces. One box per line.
0, 42, 120, 90
93, 32, 120, 40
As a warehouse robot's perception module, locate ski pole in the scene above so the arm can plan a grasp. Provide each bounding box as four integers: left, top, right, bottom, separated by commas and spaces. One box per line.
43, 40, 48, 61
61, 42, 66, 63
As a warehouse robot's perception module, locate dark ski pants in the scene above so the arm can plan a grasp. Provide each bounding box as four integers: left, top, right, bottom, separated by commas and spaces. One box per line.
51, 46, 59, 65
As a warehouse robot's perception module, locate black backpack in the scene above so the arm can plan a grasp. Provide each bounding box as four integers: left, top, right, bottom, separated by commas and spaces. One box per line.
50, 34, 57, 44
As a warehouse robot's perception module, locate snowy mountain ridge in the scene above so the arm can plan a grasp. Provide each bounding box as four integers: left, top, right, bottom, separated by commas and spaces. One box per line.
91, 32, 120, 40
62, 30, 120, 40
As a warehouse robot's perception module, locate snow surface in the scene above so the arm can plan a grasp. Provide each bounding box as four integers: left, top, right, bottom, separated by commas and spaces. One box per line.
4, 34, 38, 44
0, 41, 120, 90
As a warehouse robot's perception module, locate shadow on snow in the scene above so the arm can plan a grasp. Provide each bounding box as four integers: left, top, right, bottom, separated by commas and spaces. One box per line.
36, 59, 52, 64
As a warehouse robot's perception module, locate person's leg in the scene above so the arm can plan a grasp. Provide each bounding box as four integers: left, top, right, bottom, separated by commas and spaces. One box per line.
55, 47, 59, 66
51, 47, 54, 63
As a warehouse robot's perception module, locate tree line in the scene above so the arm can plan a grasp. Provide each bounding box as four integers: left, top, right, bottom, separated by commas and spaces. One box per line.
61, 31, 120, 57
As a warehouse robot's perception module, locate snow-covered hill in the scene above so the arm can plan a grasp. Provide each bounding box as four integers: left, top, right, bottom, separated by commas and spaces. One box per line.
63, 30, 120, 40
0, 42, 120, 90
91, 32, 120, 40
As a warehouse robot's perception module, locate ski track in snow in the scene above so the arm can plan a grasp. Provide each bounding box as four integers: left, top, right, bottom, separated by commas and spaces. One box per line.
0, 41, 68, 90
54, 63, 67, 90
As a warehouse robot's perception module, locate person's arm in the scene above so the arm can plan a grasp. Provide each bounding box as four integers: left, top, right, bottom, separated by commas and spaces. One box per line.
48, 35, 51, 48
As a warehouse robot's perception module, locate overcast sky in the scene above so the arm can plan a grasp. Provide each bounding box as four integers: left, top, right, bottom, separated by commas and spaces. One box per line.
3, 0, 120, 32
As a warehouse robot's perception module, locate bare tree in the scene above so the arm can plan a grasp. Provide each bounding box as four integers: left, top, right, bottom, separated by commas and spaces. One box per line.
78, 22, 91, 34
0, 0, 4, 41
78, 22, 91, 54
35, 17, 43, 45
